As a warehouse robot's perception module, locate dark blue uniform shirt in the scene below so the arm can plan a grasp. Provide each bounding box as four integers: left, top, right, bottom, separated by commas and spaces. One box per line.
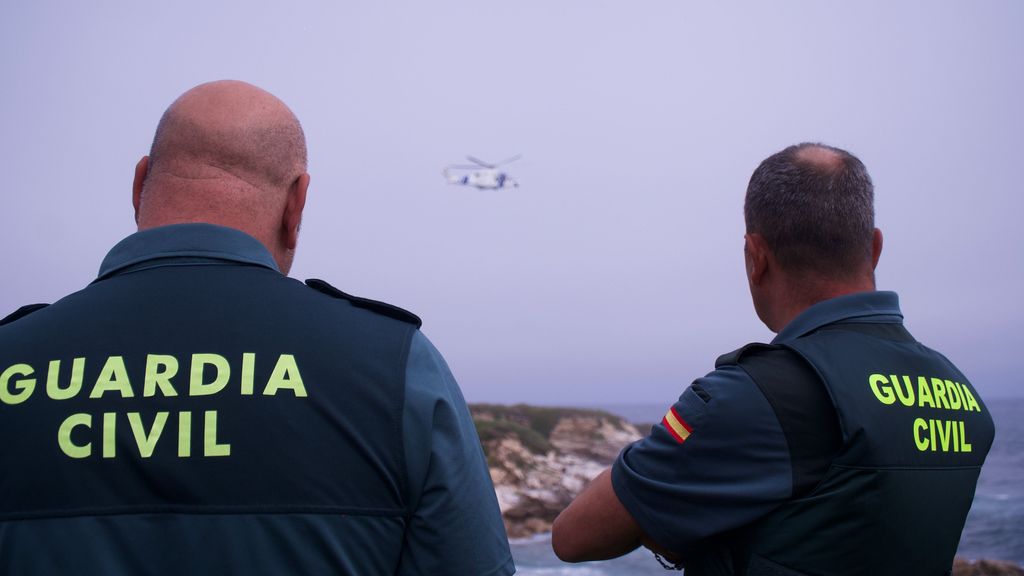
0, 224, 514, 575
611, 291, 904, 552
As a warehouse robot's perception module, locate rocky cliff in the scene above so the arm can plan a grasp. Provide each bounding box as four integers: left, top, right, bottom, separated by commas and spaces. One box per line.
471, 404, 1023, 574
470, 403, 643, 538
953, 558, 1024, 576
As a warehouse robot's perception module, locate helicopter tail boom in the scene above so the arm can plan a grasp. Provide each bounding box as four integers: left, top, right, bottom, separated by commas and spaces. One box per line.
442, 167, 468, 185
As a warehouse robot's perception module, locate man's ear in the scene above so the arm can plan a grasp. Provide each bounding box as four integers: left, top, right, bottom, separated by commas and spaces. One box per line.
133, 156, 150, 224
283, 173, 310, 250
744, 233, 770, 286
871, 228, 883, 269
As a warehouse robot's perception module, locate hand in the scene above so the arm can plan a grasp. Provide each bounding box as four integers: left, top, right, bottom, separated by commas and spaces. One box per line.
641, 534, 682, 564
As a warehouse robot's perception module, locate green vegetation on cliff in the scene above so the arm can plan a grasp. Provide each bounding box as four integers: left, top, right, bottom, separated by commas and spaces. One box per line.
469, 403, 623, 456
473, 418, 552, 455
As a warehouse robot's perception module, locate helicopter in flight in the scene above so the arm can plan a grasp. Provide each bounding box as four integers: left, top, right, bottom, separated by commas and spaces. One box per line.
443, 154, 521, 190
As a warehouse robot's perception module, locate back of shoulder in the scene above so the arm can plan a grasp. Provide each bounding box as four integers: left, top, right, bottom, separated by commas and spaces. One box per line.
304, 279, 422, 329
0, 303, 49, 327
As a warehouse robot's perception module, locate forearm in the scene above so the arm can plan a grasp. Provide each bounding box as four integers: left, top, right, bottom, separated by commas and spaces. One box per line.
551, 468, 643, 562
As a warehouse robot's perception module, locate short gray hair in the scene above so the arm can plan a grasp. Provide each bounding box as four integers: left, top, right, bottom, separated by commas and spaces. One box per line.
744, 143, 875, 278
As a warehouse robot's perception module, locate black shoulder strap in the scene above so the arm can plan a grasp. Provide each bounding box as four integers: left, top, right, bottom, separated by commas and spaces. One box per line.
0, 303, 49, 326
722, 343, 842, 498
305, 279, 422, 328
716, 343, 779, 368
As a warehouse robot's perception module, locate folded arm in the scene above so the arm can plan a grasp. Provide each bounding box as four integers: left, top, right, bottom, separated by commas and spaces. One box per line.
551, 468, 643, 561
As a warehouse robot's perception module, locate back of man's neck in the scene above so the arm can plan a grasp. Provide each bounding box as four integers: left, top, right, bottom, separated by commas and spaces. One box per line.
765, 271, 875, 331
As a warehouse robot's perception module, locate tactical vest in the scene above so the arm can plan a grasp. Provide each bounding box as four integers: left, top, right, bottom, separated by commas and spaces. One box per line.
0, 263, 421, 574
726, 322, 995, 576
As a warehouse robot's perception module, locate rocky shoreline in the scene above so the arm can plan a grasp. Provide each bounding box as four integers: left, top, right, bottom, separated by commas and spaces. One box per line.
470, 403, 1023, 574
471, 403, 642, 538
952, 559, 1024, 576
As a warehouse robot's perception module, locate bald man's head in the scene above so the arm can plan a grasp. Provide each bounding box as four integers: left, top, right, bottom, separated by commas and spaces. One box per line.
148, 80, 306, 189
133, 80, 310, 274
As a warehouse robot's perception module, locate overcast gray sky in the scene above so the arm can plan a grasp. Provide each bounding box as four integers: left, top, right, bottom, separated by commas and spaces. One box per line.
2, 1, 1021, 404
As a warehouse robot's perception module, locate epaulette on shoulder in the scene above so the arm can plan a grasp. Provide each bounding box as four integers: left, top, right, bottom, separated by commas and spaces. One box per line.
715, 342, 780, 368
305, 279, 422, 329
0, 303, 49, 326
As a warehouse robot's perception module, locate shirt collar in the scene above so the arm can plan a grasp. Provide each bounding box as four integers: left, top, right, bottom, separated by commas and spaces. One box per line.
772, 291, 903, 343
97, 223, 281, 280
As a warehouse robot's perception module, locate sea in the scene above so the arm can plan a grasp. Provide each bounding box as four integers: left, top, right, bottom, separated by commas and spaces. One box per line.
510, 398, 1024, 574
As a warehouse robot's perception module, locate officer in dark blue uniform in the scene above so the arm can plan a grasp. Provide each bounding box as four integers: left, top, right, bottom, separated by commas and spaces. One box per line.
551, 143, 995, 575
0, 80, 514, 575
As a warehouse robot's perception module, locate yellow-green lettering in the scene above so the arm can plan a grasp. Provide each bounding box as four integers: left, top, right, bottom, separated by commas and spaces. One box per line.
190, 354, 229, 396
264, 354, 306, 397
58, 413, 92, 458
204, 411, 231, 456
0, 364, 35, 405
144, 355, 178, 397
959, 421, 972, 453
917, 376, 935, 408
47, 358, 85, 400
179, 411, 192, 457
869, 374, 894, 404
962, 386, 981, 412
946, 380, 962, 410
128, 412, 168, 458
913, 418, 929, 451
103, 412, 116, 458
893, 375, 915, 407
241, 353, 256, 395
932, 378, 950, 409
91, 356, 134, 399
937, 419, 952, 451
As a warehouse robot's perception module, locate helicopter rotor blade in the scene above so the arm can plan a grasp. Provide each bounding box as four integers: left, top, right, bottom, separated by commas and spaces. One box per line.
446, 164, 482, 170
493, 154, 522, 167
466, 155, 495, 169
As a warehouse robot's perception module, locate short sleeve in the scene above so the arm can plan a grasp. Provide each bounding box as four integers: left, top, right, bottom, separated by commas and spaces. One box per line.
611, 364, 793, 554
398, 331, 515, 576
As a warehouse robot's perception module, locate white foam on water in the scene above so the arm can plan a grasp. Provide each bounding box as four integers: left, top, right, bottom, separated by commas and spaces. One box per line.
515, 568, 614, 576
510, 532, 553, 545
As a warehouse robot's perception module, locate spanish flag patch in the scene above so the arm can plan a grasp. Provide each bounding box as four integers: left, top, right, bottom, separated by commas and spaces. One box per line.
662, 407, 693, 444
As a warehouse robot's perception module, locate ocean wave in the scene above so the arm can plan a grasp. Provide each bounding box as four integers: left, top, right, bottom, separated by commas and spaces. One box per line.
515, 568, 617, 576
511, 532, 552, 545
